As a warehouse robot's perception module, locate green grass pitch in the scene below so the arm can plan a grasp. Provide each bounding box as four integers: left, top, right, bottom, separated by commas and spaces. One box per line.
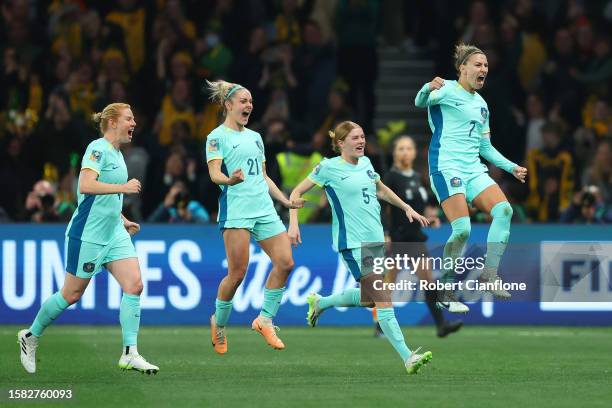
1, 325, 611, 407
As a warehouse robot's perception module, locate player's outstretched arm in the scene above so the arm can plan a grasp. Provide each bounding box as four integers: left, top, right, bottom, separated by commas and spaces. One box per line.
79, 168, 140, 195
263, 162, 304, 209
288, 178, 316, 247
376, 180, 429, 227
479, 136, 527, 182
121, 213, 140, 236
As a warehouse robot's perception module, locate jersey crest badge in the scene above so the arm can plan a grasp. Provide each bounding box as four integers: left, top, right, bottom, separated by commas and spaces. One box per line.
450, 177, 462, 187
208, 139, 219, 152
367, 170, 377, 180
362, 256, 374, 268
90, 150, 102, 163
480, 107, 488, 123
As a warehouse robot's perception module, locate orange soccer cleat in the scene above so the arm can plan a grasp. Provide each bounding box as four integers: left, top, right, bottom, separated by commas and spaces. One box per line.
210, 314, 227, 355
251, 316, 285, 350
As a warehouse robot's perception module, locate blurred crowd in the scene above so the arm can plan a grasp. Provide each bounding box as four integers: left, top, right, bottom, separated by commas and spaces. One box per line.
0, 0, 610, 225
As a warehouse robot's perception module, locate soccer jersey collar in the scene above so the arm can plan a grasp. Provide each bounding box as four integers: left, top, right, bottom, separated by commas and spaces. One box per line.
222, 124, 247, 134
102, 137, 120, 151
338, 156, 362, 167
456, 82, 477, 97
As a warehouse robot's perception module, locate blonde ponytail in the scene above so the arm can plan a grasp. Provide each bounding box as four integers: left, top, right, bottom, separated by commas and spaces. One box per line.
92, 103, 130, 134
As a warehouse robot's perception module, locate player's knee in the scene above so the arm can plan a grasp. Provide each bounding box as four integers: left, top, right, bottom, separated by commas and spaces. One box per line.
227, 274, 245, 288
491, 201, 513, 222
127, 280, 144, 296
491, 201, 512, 243
64, 290, 83, 305
278, 257, 294, 272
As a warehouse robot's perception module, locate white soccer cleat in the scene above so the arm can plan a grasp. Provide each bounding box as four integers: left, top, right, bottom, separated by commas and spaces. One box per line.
18, 329, 38, 374
437, 301, 470, 313
306, 293, 323, 327
436, 290, 470, 313
118, 352, 159, 375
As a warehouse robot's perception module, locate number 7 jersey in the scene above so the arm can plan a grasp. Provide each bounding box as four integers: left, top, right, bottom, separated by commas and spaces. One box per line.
416, 80, 490, 175
206, 124, 276, 223
308, 156, 384, 251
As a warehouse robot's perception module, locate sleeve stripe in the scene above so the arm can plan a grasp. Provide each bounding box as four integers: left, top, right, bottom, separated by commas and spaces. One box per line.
81, 166, 100, 175
307, 176, 322, 187
206, 157, 223, 163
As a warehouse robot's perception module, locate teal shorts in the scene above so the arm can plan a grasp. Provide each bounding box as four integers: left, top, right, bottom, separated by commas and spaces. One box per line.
340, 245, 385, 281
220, 213, 286, 242
65, 232, 137, 279
430, 170, 496, 204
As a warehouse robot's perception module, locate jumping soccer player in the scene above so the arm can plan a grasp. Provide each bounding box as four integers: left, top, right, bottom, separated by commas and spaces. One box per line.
18, 103, 159, 374
414, 44, 527, 313
288, 120, 433, 375
205, 79, 303, 354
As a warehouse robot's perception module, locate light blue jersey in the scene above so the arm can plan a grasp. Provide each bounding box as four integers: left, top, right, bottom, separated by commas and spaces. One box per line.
205, 124, 276, 224
415, 80, 490, 175
66, 138, 128, 245
308, 156, 384, 251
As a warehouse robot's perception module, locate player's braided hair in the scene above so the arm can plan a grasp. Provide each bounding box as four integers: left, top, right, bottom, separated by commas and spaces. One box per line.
454, 43, 484, 77
92, 103, 131, 134
328, 121, 361, 153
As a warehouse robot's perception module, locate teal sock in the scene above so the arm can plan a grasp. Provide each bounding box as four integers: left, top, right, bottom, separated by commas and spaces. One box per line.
120, 293, 140, 347
377, 307, 411, 362
215, 299, 233, 326
485, 201, 513, 269
260, 287, 286, 318
29, 291, 69, 337
442, 216, 471, 283
318, 288, 361, 311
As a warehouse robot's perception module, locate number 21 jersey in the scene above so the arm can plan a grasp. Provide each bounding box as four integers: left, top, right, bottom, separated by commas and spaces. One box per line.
206, 125, 275, 223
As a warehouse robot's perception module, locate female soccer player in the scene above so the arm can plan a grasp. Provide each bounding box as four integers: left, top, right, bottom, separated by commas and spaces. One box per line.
205, 80, 303, 354
288, 121, 433, 375
414, 44, 528, 313
375, 135, 463, 337
18, 103, 159, 374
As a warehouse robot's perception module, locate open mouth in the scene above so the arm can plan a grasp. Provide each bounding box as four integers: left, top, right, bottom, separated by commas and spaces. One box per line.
356, 145, 364, 153
128, 128, 134, 137
241, 111, 251, 120
476, 75, 486, 84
